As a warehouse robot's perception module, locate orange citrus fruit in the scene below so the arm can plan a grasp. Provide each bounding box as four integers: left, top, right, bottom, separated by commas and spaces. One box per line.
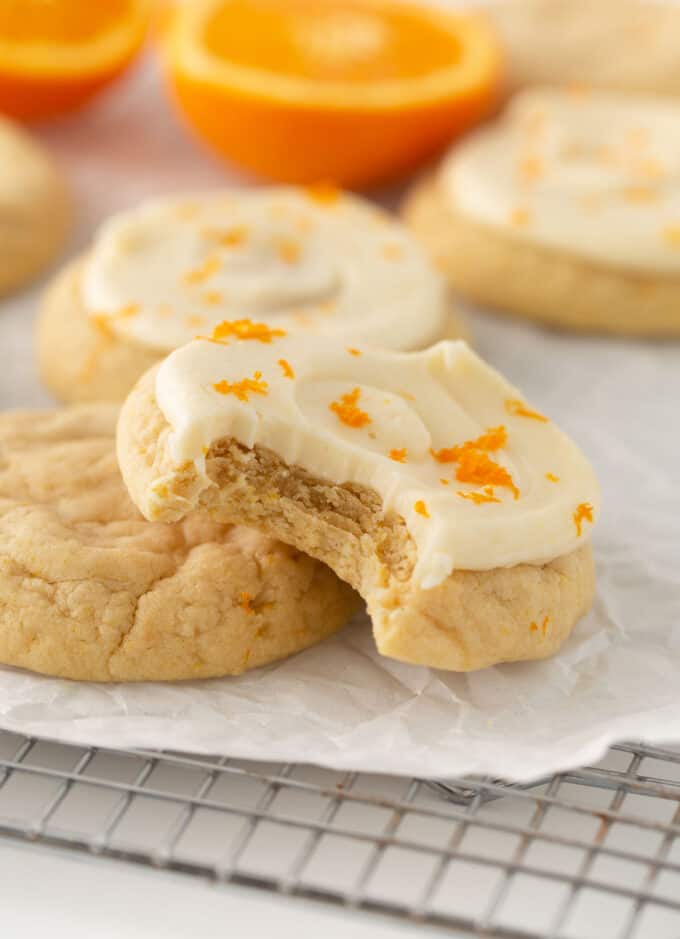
0, 0, 150, 121
163, 0, 502, 187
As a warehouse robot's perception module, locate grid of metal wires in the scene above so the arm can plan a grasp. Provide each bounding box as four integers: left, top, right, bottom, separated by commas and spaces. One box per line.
1, 730, 680, 938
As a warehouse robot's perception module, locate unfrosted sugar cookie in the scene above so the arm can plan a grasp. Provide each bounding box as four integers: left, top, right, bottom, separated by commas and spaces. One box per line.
0, 405, 357, 682
118, 334, 599, 672
0, 116, 69, 296
37, 186, 465, 403
490, 0, 680, 96
403, 88, 680, 335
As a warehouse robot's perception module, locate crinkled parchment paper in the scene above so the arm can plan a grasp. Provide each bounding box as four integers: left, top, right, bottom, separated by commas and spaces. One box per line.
0, 62, 678, 781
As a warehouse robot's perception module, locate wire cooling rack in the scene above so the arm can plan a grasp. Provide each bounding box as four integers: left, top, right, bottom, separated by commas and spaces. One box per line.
1, 731, 680, 938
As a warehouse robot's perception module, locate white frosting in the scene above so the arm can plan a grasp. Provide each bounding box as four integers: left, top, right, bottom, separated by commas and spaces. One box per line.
82, 187, 450, 353
153, 334, 599, 587
442, 87, 680, 273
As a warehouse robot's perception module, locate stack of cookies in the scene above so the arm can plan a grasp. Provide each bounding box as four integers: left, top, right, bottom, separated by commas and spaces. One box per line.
0, 173, 601, 683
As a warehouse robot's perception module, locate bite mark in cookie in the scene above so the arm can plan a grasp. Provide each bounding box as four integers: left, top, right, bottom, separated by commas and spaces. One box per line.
117, 336, 599, 671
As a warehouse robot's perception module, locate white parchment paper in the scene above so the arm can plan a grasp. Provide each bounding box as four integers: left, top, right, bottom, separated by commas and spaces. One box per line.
0, 61, 678, 781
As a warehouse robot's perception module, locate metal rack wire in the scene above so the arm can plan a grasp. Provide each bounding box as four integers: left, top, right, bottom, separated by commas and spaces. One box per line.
1, 729, 679, 938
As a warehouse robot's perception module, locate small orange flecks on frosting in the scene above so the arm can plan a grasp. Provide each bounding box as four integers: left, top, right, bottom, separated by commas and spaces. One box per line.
305, 181, 341, 205
117, 302, 140, 319
90, 314, 114, 339
213, 372, 269, 401
389, 448, 407, 463
208, 319, 286, 343
277, 238, 302, 264
457, 486, 500, 505
239, 592, 254, 615
329, 387, 371, 428
509, 207, 531, 228
431, 425, 507, 464
382, 241, 403, 261
278, 358, 295, 379
622, 185, 658, 204
399, 390, 416, 401
186, 313, 206, 329
573, 502, 594, 537
518, 155, 544, 182
414, 500, 430, 518
347, 347, 361, 357
184, 255, 221, 285
440, 478, 450, 486
505, 398, 548, 422
455, 449, 520, 500
663, 225, 680, 247
432, 427, 518, 499
204, 224, 249, 248
202, 290, 224, 305
546, 472, 560, 483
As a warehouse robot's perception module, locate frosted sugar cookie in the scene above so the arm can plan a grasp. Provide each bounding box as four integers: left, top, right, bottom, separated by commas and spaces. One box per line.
403, 87, 680, 334
0, 405, 357, 682
490, 0, 680, 96
37, 186, 464, 403
118, 334, 598, 672
0, 116, 69, 296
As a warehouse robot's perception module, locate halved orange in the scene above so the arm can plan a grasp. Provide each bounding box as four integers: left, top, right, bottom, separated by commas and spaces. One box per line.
163, 0, 502, 187
0, 0, 150, 121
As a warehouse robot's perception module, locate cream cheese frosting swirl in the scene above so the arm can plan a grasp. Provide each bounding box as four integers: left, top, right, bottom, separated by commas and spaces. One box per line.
82, 186, 451, 353
151, 332, 599, 587
441, 87, 680, 273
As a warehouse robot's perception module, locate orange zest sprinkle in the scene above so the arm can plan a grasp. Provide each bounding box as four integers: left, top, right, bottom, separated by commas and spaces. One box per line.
276, 237, 301, 264
207, 318, 286, 344
546, 473, 560, 483
430, 425, 506, 464
430, 425, 517, 497
455, 449, 520, 499
518, 155, 544, 181
90, 314, 114, 339
213, 372, 269, 401
389, 448, 407, 463
414, 500, 430, 518
457, 486, 500, 505
440, 478, 450, 486
183, 255, 221, 285
186, 313, 206, 329
203, 224, 249, 248
347, 347, 361, 357
202, 290, 224, 305
239, 592, 254, 615
505, 398, 548, 422
278, 358, 295, 379
530, 615, 550, 636
329, 387, 371, 429
305, 181, 340, 205
117, 302, 140, 319
573, 502, 594, 537
509, 207, 531, 228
